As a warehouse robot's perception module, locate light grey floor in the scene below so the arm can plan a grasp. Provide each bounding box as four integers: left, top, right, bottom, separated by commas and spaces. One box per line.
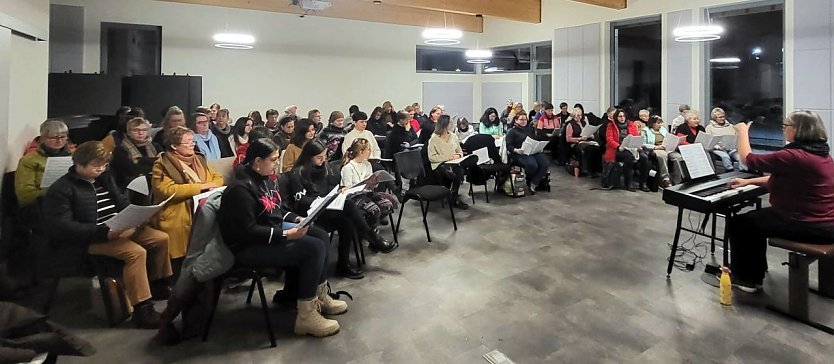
48, 173, 834, 363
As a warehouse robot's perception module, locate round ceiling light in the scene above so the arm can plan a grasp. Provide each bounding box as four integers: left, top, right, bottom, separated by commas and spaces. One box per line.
672, 25, 723, 42
213, 33, 255, 49
422, 28, 462, 45
465, 49, 492, 64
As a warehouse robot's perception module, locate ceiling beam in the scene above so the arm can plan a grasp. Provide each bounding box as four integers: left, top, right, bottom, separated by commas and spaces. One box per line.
157, 0, 483, 32
376, 0, 541, 24
570, 0, 627, 10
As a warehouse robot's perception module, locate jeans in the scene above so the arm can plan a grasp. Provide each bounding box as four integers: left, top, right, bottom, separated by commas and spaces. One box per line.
234, 225, 330, 300
615, 149, 649, 187
434, 164, 466, 198
516, 153, 550, 186
729, 208, 834, 284
712, 149, 740, 170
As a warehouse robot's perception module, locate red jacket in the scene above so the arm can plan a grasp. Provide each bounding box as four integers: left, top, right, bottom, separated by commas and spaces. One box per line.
604, 120, 639, 162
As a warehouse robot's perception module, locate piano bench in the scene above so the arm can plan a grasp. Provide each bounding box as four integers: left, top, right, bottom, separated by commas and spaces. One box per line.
766, 238, 834, 334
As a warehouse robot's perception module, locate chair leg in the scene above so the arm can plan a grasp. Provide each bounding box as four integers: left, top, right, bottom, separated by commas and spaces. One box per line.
420, 201, 432, 243
484, 183, 490, 203
448, 195, 458, 231
202, 278, 224, 342
41, 278, 60, 314
353, 234, 362, 267
469, 183, 475, 205
395, 199, 408, 235
254, 274, 277, 348
389, 214, 398, 246
97, 275, 117, 327
246, 276, 257, 304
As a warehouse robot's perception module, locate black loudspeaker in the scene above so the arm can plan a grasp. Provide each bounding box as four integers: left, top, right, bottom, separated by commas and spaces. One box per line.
122, 75, 202, 126
48, 73, 123, 118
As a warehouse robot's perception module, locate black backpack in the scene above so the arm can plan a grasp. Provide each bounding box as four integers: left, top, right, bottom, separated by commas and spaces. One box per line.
601, 162, 623, 190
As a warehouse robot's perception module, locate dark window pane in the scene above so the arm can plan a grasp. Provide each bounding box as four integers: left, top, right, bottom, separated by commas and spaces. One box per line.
612, 19, 662, 119
491, 46, 531, 71
416, 46, 474, 73
535, 44, 551, 70
709, 5, 784, 150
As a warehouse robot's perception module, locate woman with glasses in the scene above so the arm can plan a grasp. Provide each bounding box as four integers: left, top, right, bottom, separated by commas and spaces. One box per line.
728, 111, 834, 293
151, 126, 223, 273
111, 117, 161, 191
15, 119, 72, 208
705, 107, 741, 171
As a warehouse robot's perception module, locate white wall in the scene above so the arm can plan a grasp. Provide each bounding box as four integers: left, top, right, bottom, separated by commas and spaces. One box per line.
0, 0, 49, 39
50, 0, 487, 121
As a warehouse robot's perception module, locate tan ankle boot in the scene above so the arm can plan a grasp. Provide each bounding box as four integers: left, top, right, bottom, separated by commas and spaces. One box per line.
317, 282, 348, 316
294, 299, 339, 337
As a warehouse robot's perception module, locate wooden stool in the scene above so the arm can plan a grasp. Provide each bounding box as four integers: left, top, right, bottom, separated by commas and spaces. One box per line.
767, 238, 834, 334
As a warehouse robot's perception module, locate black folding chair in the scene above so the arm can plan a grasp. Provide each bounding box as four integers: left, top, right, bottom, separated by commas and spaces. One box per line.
393, 149, 457, 243
202, 267, 276, 347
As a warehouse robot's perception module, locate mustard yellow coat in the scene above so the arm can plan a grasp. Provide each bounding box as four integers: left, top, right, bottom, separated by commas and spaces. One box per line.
150, 153, 223, 259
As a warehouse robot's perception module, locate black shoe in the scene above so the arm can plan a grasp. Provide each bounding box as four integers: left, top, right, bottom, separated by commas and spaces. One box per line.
272, 289, 298, 310
337, 265, 364, 280
150, 279, 171, 301
380, 218, 389, 226
132, 301, 161, 329
367, 232, 397, 254
626, 186, 637, 192
453, 199, 470, 210
639, 184, 650, 192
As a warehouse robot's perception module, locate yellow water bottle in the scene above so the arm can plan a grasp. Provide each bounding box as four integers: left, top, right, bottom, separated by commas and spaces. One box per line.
720, 266, 733, 305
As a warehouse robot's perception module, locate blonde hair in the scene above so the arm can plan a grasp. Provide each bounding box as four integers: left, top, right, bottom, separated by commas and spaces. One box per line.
126, 117, 150, 130
164, 126, 193, 149
342, 138, 371, 165
163, 106, 184, 128
72, 141, 112, 166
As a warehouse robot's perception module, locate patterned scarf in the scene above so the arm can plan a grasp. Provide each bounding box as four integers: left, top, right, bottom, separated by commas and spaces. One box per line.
121, 136, 157, 163
164, 151, 206, 184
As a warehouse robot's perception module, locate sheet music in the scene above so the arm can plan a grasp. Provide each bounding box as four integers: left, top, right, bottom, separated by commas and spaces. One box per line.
40, 156, 74, 188
678, 144, 715, 180
328, 185, 365, 211
473, 147, 490, 165
580, 124, 601, 138
369, 157, 393, 162
191, 186, 227, 213
716, 135, 737, 150
662, 134, 685, 152
695, 133, 722, 150
620, 135, 644, 149
207, 157, 235, 182
521, 137, 549, 155
105, 194, 175, 231
494, 137, 503, 148
126, 176, 150, 195
444, 154, 476, 165
300, 186, 340, 228
352, 170, 395, 189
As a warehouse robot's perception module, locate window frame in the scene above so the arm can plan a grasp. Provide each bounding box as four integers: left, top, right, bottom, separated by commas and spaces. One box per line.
609, 15, 662, 114
415, 45, 476, 74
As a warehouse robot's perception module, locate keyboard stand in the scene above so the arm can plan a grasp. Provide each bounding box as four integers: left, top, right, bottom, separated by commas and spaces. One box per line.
666, 197, 762, 277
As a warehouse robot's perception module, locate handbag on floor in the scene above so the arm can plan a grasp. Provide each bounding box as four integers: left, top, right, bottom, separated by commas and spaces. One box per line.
503, 167, 526, 197
90, 276, 131, 324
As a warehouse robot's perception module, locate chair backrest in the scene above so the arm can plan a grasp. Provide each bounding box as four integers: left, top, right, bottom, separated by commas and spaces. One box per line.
393, 149, 425, 181
463, 134, 501, 163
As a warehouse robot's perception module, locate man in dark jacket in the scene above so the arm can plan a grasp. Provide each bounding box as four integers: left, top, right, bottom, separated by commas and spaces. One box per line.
43, 141, 172, 329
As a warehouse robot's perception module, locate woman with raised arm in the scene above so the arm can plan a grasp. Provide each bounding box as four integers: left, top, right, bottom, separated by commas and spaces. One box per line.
728, 111, 834, 293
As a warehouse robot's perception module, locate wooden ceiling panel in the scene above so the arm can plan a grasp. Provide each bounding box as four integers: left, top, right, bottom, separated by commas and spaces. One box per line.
377, 0, 541, 23
157, 0, 484, 32
570, 0, 627, 10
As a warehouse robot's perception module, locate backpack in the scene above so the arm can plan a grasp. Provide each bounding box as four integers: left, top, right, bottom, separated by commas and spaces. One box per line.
601, 162, 623, 190
502, 166, 526, 197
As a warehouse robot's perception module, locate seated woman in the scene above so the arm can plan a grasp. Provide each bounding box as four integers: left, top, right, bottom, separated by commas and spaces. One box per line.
233, 126, 271, 169
728, 111, 834, 292
152, 106, 186, 148
536, 103, 561, 159
640, 116, 675, 188
210, 108, 235, 158
281, 118, 315, 173
43, 141, 172, 329
454, 117, 474, 141
15, 119, 72, 209
367, 106, 390, 137
230, 116, 253, 161
479, 108, 503, 138
101, 106, 138, 154
604, 109, 650, 192
385, 111, 418, 159
706, 107, 741, 171
189, 112, 222, 161
343, 112, 383, 159
111, 117, 160, 191
674, 109, 705, 145
319, 111, 347, 161
506, 113, 551, 194
272, 116, 294, 151
427, 115, 470, 209
564, 107, 601, 177
342, 138, 398, 227
404, 105, 421, 133
286, 140, 396, 279
151, 126, 224, 271
218, 138, 346, 337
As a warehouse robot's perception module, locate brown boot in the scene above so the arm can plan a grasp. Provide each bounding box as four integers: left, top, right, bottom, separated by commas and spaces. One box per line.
316, 282, 347, 315
293, 299, 339, 337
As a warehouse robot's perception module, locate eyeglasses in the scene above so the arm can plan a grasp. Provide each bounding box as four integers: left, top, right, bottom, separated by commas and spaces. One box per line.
782, 123, 794, 129
46, 135, 68, 141
178, 141, 197, 147
131, 128, 150, 133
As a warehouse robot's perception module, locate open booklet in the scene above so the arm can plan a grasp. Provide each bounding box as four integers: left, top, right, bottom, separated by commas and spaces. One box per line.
662, 134, 686, 152
104, 194, 175, 231
40, 156, 74, 188
694, 133, 737, 150
580, 124, 601, 138
126, 176, 150, 195
521, 137, 549, 155
620, 135, 644, 149
300, 186, 341, 228
191, 186, 228, 213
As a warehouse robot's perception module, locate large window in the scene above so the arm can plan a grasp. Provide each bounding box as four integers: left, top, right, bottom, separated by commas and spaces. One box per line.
611, 17, 661, 119
416, 46, 475, 73
484, 42, 551, 73
708, 3, 784, 149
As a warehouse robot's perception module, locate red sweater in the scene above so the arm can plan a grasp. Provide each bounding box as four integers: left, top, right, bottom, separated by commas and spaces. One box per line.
604, 120, 639, 162
410, 118, 421, 133
748, 148, 834, 224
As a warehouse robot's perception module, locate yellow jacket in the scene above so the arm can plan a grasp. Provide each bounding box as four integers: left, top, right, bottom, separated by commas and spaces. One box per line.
150, 153, 223, 259
15, 147, 72, 207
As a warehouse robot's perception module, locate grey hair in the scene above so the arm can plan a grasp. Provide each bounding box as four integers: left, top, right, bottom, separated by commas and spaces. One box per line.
163, 106, 184, 128
679, 104, 691, 113
683, 109, 700, 122
788, 110, 828, 143
639, 109, 650, 117
40, 119, 68, 137
710, 107, 726, 120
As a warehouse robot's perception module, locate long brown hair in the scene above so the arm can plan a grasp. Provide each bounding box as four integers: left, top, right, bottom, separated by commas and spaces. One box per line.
342, 137, 370, 165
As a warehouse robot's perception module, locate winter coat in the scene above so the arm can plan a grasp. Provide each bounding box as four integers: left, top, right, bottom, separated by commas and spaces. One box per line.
15, 146, 71, 207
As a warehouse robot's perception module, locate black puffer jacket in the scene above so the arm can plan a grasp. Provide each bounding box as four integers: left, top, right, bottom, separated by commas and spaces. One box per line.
41, 167, 128, 277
